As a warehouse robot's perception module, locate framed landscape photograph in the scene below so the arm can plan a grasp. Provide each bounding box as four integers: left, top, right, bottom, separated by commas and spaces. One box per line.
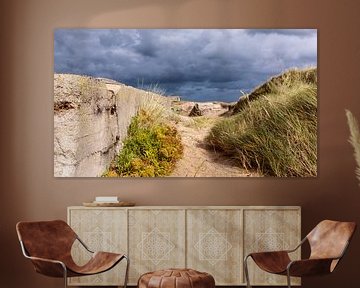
54, 29, 317, 177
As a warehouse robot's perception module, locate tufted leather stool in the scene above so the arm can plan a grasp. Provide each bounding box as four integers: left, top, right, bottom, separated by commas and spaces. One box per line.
138, 268, 215, 288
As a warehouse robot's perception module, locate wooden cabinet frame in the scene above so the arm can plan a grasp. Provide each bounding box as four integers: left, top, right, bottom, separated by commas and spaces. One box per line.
68, 206, 301, 286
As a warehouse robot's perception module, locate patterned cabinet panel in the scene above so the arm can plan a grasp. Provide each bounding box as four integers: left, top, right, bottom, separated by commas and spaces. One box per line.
243, 209, 301, 286
187, 209, 243, 285
67, 206, 300, 286
128, 209, 186, 284
68, 208, 127, 286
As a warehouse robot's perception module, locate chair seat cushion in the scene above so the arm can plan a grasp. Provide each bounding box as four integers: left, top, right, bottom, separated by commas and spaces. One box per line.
138, 268, 215, 288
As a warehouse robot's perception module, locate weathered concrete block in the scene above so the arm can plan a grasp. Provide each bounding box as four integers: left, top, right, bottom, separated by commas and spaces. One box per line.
54, 74, 171, 177
54, 74, 118, 177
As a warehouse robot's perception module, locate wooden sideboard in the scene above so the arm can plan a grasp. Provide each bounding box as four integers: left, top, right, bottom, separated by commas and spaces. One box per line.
67, 206, 301, 286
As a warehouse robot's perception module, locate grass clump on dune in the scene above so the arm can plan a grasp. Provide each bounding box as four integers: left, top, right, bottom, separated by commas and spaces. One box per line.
104, 96, 183, 177
206, 68, 317, 177
346, 110, 360, 186
232, 68, 317, 114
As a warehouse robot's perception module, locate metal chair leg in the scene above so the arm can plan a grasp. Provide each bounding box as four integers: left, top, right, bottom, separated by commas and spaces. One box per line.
123, 255, 130, 288
244, 255, 252, 288
286, 269, 292, 288
62, 264, 68, 288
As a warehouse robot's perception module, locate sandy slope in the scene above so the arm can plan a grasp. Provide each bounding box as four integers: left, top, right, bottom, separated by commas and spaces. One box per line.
170, 102, 260, 177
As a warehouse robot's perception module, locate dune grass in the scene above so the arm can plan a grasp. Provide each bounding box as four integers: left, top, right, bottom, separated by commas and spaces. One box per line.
206, 68, 317, 177
346, 110, 360, 186
103, 94, 183, 177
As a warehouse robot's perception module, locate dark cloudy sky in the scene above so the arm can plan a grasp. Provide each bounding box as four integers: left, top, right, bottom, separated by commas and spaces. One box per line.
54, 29, 317, 102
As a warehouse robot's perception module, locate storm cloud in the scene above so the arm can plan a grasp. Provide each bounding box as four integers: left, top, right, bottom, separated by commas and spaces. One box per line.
54, 29, 317, 102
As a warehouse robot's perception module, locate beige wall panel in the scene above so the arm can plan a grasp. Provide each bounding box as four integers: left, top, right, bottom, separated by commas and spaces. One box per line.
187, 209, 243, 285
68, 208, 128, 286
244, 209, 301, 286
128, 209, 186, 284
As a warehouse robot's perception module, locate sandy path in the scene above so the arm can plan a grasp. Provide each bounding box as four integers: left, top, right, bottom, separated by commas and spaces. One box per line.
170, 105, 260, 177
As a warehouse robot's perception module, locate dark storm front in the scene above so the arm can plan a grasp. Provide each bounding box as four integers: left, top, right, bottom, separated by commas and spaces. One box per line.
54, 29, 317, 102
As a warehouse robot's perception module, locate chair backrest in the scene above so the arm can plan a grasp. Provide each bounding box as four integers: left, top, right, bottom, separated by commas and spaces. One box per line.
307, 220, 356, 261
16, 220, 77, 261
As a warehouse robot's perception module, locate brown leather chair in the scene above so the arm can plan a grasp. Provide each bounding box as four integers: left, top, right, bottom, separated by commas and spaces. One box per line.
16, 220, 129, 288
244, 220, 356, 288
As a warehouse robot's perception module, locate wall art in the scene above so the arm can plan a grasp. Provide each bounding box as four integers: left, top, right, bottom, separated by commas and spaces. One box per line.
54, 29, 317, 177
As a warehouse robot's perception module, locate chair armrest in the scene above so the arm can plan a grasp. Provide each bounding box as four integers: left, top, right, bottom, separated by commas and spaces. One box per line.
285, 237, 307, 253
26, 255, 65, 265
246, 251, 291, 274
245, 237, 306, 259
19, 240, 67, 277
287, 258, 336, 277
25, 255, 67, 278
247, 250, 290, 258
76, 236, 94, 253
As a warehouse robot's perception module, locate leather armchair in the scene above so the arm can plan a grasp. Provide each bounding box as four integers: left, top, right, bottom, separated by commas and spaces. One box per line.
244, 220, 356, 288
16, 220, 129, 288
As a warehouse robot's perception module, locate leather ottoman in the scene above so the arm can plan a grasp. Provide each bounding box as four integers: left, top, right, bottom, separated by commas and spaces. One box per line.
138, 268, 215, 288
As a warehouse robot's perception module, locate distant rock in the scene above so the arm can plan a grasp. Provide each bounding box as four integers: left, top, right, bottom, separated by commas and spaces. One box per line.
189, 103, 203, 117
173, 101, 231, 117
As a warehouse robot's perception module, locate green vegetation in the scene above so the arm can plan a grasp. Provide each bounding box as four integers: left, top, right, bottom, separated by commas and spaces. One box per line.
206, 68, 317, 177
185, 116, 217, 129
104, 105, 183, 177
77, 76, 101, 102
231, 68, 317, 114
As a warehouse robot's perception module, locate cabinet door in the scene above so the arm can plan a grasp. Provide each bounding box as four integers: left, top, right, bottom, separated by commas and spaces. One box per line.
128, 209, 186, 284
243, 209, 301, 286
187, 209, 243, 285
68, 208, 127, 286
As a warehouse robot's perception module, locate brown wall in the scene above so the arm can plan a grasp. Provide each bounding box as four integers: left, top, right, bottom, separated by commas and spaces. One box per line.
1, 0, 360, 287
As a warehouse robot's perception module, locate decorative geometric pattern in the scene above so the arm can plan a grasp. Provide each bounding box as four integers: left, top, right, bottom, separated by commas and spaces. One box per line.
83, 227, 113, 252
244, 209, 301, 286
194, 227, 232, 265
128, 210, 185, 284
208, 210, 219, 215
68, 208, 127, 286
186, 209, 242, 285
69, 207, 300, 286
138, 228, 175, 265
252, 228, 288, 252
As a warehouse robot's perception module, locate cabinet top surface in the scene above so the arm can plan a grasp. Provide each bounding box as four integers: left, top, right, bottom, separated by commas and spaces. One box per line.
68, 205, 301, 210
